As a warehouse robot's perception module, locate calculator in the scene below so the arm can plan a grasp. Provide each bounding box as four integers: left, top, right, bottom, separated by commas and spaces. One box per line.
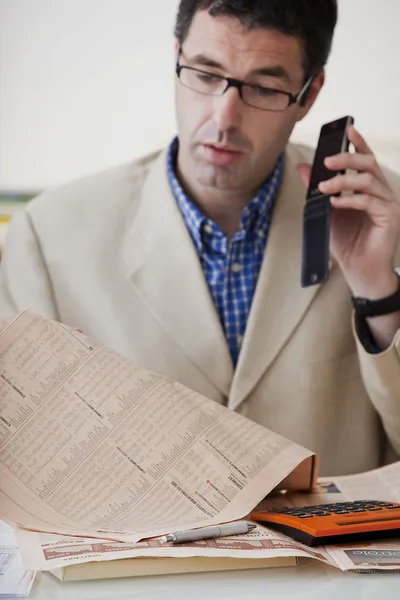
250, 500, 400, 546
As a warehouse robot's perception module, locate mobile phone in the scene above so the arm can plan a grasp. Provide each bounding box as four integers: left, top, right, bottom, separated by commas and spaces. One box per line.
301, 116, 354, 288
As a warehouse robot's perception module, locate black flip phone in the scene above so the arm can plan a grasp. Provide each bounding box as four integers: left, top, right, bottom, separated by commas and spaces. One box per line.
301, 116, 354, 287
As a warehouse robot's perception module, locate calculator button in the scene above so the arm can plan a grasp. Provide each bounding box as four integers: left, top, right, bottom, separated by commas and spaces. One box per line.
297, 515, 313, 519
350, 509, 367, 513
334, 510, 351, 514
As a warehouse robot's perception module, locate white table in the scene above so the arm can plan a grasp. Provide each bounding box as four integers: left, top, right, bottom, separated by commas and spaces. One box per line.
27, 560, 400, 600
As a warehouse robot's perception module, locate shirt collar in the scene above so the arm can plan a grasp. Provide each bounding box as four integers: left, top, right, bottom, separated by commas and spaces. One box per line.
167, 137, 284, 253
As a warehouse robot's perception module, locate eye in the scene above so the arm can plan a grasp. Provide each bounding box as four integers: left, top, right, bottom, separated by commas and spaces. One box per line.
251, 85, 280, 97
195, 72, 221, 84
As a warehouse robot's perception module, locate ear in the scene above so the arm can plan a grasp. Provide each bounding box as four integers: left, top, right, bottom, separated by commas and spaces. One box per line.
296, 71, 325, 122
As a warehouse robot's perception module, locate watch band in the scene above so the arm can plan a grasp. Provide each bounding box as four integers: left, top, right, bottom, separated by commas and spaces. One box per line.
352, 275, 400, 317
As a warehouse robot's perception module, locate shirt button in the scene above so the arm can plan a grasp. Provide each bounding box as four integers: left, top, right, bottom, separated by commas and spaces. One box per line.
257, 230, 264, 238
232, 263, 242, 273
237, 335, 244, 347
204, 224, 213, 234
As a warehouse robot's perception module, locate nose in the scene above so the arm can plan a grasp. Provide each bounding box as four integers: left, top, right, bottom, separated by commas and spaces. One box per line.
212, 86, 244, 133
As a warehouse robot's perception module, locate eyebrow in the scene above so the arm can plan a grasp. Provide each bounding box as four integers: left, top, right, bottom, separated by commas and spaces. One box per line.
187, 53, 292, 83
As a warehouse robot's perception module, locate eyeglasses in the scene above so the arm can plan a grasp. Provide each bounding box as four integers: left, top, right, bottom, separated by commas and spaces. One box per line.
176, 56, 313, 113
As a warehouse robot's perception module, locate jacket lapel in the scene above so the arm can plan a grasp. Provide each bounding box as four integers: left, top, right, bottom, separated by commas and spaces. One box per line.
228, 144, 326, 411
122, 149, 234, 397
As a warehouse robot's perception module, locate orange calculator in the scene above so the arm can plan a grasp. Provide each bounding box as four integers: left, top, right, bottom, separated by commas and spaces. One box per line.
250, 500, 400, 546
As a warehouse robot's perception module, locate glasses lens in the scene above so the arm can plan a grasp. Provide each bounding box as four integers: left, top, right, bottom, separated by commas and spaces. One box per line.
179, 67, 227, 95
178, 66, 291, 111
242, 85, 289, 111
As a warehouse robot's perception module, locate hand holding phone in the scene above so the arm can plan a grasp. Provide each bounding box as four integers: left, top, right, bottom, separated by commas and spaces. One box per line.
301, 116, 354, 288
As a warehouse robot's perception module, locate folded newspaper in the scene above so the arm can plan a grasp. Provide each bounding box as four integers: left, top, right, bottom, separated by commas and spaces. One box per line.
14, 461, 400, 579
1, 311, 400, 581
0, 314, 315, 534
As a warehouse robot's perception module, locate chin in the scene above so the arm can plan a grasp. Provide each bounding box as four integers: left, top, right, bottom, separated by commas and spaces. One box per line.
197, 165, 240, 190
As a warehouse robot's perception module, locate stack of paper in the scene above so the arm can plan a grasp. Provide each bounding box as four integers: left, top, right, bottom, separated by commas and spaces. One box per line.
0, 520, 35, 597
1, 312, 400, 583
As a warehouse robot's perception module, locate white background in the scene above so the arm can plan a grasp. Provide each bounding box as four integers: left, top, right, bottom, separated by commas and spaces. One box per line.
0, 0, 399, 190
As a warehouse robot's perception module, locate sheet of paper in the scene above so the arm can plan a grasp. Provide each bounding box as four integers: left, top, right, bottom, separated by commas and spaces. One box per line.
0, 520, 35, 597
15, 521, 328, 572
319, 461, 400, 503
0, 311, 314, 544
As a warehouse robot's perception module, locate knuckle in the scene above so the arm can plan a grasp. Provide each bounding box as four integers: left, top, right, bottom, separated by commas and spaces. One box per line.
363, 173, 375, 187
361, 194, 371, 205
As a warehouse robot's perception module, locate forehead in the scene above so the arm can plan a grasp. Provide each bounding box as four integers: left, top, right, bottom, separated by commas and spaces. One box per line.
183, 10, 305, 84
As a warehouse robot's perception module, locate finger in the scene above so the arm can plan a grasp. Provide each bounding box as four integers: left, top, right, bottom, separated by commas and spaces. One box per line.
319, 172, 394, 203
330, 194, 395, 221
325, 150, 387, 187
347, 125, 374, 155
296, 162, 312, 188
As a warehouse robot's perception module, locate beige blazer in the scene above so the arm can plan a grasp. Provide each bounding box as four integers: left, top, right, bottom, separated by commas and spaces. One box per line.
1, 143, 400, 476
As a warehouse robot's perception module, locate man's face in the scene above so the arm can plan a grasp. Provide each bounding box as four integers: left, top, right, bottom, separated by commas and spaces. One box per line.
175, 10, 323, 195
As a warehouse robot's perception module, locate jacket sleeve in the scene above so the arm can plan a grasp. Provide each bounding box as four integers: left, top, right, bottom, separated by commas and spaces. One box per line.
354, 316, 400, 456
353, 163, 400, 454
0, 208, 59, 320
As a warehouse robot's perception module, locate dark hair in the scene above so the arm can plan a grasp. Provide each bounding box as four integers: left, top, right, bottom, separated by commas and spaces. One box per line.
174, 0, 338, 77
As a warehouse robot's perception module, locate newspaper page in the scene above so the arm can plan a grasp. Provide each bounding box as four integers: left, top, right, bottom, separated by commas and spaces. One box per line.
15, 521, 328, 572
0, 311, 314, 545
15, 463, 400, 575
0, 520, 35, 597
15, 456, 400, 577
320, 461, 400, 572
257, 461, 400, 572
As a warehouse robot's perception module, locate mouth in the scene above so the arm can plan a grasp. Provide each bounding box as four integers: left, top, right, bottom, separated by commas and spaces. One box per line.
201, 143, 242, 166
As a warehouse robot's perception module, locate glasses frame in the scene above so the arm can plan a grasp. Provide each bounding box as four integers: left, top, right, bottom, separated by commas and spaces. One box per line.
175, 50, 314, 113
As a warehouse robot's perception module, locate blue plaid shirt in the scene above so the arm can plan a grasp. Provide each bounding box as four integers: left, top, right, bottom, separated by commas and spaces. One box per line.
167, 138, 284, 366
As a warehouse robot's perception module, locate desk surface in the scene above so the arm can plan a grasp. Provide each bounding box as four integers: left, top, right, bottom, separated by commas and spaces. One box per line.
28, 560, 400, 600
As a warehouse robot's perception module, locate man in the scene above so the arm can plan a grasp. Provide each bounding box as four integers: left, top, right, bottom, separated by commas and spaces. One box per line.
1, 0, 400, 476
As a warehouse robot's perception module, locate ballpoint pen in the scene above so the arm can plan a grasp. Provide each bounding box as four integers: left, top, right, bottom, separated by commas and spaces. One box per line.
161, 522, 257, 544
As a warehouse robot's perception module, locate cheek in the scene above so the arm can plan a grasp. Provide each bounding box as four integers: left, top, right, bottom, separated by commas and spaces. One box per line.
175, 89, 212, 141
249, 113, 295, 153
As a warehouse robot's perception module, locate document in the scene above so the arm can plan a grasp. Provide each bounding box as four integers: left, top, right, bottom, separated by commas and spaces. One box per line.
0, 520, 35, 597
0, 312, 315, 545
15, 461, 400, 576
16, 521, 317, 572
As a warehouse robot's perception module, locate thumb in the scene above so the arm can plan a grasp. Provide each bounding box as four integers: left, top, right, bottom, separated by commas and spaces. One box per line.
296, 163, 312, 189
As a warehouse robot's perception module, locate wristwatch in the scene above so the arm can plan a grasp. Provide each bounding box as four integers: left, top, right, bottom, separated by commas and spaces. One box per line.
352, 270, 400, 318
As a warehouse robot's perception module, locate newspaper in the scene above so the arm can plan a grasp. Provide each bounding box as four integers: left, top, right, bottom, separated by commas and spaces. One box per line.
13, 461, 400, 575
15, 521, 321, 571
0, 520, 35, 597
0, 311, 315, 545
